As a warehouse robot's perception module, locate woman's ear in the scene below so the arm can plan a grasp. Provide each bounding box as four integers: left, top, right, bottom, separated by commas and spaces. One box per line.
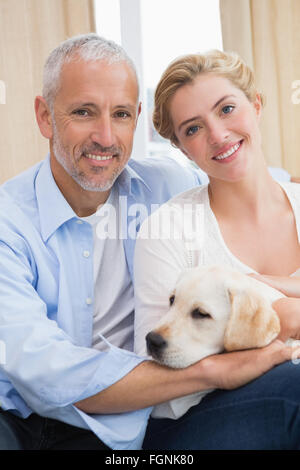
224, 287, 280, 351
34, 96, 53, 139
253, 93, 262, 120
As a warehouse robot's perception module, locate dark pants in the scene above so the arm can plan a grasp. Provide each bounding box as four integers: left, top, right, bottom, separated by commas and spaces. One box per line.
0, 410, 110, 450
143, 361, 300, 450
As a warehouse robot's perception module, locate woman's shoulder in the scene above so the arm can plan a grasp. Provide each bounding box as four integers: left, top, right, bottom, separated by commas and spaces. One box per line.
148, 184, 208, 221
137, 184, 208, 240
280, 181, 300, 199
279, 181, 300, 216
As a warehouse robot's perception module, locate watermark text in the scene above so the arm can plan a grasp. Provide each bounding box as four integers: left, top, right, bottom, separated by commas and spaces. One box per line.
94, 198, 204, 251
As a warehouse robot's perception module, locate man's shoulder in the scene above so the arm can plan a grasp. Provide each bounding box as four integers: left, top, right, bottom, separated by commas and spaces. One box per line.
128, 156, 203, 196
129, 157, 203, 203
0, 161, 43, 229
1, 160, 43, 204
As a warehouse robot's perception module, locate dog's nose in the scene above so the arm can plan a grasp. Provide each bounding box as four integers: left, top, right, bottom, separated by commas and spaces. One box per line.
146, 331, 167, 356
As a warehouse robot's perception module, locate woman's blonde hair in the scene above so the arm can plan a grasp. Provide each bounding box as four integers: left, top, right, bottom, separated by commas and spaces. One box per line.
153, 49, 264, 146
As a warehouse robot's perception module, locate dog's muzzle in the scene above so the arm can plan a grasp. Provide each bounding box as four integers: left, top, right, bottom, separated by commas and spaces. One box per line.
146, 331, 167, 360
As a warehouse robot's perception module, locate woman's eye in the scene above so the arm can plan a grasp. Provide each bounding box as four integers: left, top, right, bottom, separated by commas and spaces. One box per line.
186, 125, 200, 136
222, 105, 234, 115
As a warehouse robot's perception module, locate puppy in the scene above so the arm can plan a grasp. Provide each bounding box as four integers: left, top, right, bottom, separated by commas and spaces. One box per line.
146, 265, 285, 369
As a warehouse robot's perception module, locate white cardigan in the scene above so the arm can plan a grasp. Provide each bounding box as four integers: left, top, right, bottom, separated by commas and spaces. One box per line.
134, 182, 300, 419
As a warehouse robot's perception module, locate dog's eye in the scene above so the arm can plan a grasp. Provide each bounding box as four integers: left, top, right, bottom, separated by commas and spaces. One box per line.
169, 295, 175, 306
191, 308, 211, 319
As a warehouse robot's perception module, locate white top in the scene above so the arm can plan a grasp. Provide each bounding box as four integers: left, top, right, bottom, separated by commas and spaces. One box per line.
134, 181, 300, 419
82, 186, 135, 352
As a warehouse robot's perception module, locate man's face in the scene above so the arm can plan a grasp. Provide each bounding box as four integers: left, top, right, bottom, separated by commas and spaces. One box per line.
50, 58, 140, 192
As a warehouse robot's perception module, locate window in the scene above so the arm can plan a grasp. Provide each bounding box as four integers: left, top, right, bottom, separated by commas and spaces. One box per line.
94, 0, 223, 164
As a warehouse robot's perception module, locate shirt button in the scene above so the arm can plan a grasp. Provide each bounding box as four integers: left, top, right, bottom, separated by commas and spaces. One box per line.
86, 297, 92, 305
83, 250, 90, 258
77, 220, 83, 224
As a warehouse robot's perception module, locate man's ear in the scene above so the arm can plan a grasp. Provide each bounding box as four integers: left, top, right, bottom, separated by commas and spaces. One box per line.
224, 287, 280, 351
135, 102, 142, 129
34, 96, 53, 139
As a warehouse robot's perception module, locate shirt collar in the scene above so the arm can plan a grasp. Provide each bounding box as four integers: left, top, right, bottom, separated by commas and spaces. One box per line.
36, 155, 151, 241
117, 163, 152, 195
36, 155, 77, 241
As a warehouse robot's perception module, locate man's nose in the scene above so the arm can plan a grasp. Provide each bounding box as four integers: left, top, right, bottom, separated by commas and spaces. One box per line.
90, 116, 115, 148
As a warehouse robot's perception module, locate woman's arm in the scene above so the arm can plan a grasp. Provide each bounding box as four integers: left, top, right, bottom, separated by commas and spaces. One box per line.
250, 274, 300, 340
250, 273, 300, 298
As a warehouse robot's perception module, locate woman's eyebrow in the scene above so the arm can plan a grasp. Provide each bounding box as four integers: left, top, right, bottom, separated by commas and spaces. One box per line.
211, 94, 235, 111
178, 94, 235, 133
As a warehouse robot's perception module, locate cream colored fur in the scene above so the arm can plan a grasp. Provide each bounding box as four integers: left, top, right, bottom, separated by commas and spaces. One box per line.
148, 265, 284, 368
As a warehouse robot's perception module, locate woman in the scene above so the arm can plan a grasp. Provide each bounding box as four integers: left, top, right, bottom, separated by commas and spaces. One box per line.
134, 50, 300, 449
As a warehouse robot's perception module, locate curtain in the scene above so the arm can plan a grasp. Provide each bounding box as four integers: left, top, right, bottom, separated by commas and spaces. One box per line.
0, 0, 95, 184
219, 0, 300, 176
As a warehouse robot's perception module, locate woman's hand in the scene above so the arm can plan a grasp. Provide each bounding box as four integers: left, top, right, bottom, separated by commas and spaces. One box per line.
197, 339, 300, 391
248, 274, 300, 341
272, 297, 300, 341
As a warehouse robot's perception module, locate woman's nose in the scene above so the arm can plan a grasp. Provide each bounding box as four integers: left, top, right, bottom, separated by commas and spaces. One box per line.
207, 121, 229, 146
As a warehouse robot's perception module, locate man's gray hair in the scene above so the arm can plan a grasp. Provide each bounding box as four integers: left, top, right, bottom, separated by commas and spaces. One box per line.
43, 33, 139, 110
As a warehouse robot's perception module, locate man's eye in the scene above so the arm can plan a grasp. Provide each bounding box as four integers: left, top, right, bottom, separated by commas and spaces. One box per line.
186, 125, 200, 136
222, 105, 234, 115
73, 109, 89, 117
115, 111, 130, 119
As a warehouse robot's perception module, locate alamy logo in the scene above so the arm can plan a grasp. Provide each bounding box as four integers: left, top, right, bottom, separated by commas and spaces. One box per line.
0, 80, 5, 104
94, 198, 205, 251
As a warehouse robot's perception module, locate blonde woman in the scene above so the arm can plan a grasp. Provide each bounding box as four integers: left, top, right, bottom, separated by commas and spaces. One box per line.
134, 50, 300, 449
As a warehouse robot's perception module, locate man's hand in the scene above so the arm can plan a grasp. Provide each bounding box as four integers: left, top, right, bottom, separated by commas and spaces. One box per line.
198, 339, 299, 390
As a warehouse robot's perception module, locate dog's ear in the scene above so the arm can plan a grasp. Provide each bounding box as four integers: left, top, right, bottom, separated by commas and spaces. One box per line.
224, 287, 280, 352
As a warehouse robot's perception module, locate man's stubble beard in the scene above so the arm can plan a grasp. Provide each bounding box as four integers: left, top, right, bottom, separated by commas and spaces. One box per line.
51, 118, 125, 192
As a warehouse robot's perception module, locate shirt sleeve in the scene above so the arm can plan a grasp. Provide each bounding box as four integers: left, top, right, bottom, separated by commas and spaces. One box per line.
0, 234, 146, 417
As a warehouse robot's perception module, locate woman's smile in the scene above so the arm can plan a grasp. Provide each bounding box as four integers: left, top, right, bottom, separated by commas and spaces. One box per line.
212, 140, 243, 163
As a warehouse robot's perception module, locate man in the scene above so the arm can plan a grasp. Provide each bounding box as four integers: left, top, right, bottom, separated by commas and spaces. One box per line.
0, 34, 295, 450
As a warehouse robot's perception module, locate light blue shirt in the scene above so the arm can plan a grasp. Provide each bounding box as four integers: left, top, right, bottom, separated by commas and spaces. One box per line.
0, 154, 202, 450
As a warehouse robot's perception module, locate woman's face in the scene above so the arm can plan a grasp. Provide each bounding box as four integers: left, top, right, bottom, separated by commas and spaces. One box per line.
169, 74, 262, 182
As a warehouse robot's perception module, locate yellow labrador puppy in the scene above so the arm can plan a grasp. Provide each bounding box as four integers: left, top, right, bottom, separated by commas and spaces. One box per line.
146, 265, 284, 369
